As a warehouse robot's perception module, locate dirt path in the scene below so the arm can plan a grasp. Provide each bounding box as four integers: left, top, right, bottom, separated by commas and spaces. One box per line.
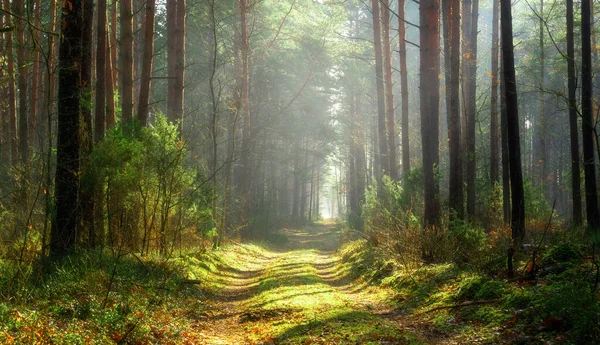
194, 223, 425, 345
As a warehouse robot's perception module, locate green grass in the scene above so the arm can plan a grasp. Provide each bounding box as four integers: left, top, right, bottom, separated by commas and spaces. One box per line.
338, 240, 600, 344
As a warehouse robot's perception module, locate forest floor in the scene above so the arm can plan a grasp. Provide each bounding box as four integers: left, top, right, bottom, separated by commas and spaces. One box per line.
191, 223, 439, 345
2, 223, 579, 344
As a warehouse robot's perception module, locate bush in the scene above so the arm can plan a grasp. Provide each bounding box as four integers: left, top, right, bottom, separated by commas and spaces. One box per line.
448, 219, 486, 263
539, 281, 600, 341
86, 116, 213, 254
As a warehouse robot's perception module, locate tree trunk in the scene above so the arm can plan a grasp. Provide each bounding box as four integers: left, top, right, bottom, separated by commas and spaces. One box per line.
96, 0, 107, 141
80, 0, 95, 247
120, 0, 134, 127
466, 0, 479, 218
13, 0, 29, 165
490, 0, 499, 183
29, 0, 41, 147
167, 0, 177, 123
443, 0, 462, 219
420, 0, 441, 228
137, 0, 155, 127
537, 0, 547, 190
566, 0, 582, 226
0, 4, 6, 163
355, 92, 366, 207
501, 0, 525, 276
371, 0, 388, 183
239, 0, 252, 234
399, 0, 410, 176
175, 0, 186, 128
582, 0, 599, 230
381, 0, 397, 180
500, 48, 511, 224
51, 0, 86, 259
110, 0, 118, 92
106, 33, 116, 128
3, 0, 17, 168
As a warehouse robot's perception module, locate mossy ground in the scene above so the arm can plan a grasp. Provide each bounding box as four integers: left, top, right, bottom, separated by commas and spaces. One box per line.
0, 224, 425, 344
2, 225, 592, 344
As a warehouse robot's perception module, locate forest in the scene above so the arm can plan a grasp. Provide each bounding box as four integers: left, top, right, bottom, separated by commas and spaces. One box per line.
0, 0, 599, 343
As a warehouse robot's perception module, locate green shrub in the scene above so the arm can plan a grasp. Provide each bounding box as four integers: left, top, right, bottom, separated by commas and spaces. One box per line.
448, 219, 486, 263
540, 242, 582, 266
539, 281, 600, 341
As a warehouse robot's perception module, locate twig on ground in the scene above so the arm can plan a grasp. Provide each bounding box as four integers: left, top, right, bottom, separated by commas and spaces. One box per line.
424, 299, 500, 313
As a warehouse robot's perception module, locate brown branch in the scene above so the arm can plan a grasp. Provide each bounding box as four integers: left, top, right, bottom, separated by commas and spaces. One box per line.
263, 0, 296, 54
424, 299, 500, 313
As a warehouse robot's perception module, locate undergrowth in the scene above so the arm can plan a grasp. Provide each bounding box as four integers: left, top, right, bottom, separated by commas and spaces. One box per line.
0, 244, 261, 344
339, 239, 600, 344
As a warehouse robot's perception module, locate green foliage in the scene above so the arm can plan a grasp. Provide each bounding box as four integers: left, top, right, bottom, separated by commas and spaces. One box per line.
86, 115, 213, 252
539, 242, 582, 266
448, 219, 486, 263
538, 281, 600, 340
523, 180, 553, 223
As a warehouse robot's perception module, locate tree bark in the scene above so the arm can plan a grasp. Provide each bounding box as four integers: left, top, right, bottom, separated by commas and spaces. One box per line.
175, 0, 186, 128
0, 4, 6, 163
443, 0, 462, 219
110, 0, 118, 92
239, 0, 252, 235
120, 0, 134, 127
137, 0, 155, 127
399, 0, 410, 176
537, 0, 546, 189
3, 0, 17, 168
29, 0, 41, 147
80, 0, 95, 248
106, 33, 116, 128
95, 0, 107, 141
381, 0, 397, 180
500, 0, 525, 276
500, 47, 511, 224
420, 0, 441, 228
51, 0, 86, 259
566, 0, 582, 226
13, 0, 29, 165
490, 0, 500, 183
371, 0, 388, 183
581, 0, 599, 230
465, 0, 479, 218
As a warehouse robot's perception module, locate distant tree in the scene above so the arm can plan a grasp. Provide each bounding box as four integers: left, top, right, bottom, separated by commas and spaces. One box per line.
420, 0, 441, 228
50, 0, 88, 258
581, 0, 599, 230
501, 0, 525, 277
566, 0, 582, 226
